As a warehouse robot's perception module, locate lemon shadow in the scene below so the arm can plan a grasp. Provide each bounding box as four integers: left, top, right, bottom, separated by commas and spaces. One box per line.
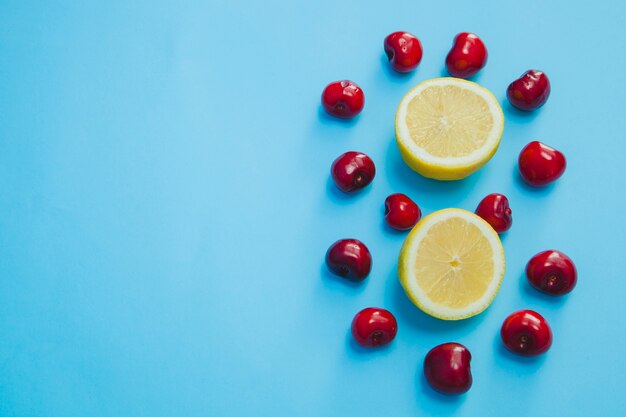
385, 136, 485, 202
385, 264, 489, 335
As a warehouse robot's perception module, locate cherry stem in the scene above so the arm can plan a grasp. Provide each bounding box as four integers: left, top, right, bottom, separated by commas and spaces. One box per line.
353, 172, 369, 187
547, 274, 559, 286
371, 331, 384, 345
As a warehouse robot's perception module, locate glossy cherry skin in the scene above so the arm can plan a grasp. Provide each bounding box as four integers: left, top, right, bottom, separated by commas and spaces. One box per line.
475, 193, 512, 233
331, 151, 376, 193
526, 250, 577, 296
326, 239, 372, 281
507, 70, 551, 111
384, 31, 423, 73
518, 141, 566, 186
321, 80, 364, 118
384, 193, 421, 230
445, 32, 488, 78
424, 343, 472, 395
501, 310, 552, 356
351, 308, 398, 347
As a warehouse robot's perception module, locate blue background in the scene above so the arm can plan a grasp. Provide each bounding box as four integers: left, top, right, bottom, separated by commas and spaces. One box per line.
1, 1, 625, 416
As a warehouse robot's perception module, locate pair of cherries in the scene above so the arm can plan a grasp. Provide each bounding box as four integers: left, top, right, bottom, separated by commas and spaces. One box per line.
325, 192, 421, 282
425, 309, 554, 395
331, 151, 421, 228
384, 31, 487, 78
475, 193, 578, 295
321, 31, 551, 120
349, 308, 555, 395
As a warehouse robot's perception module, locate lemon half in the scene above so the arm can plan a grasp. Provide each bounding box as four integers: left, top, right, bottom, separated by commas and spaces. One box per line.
395, 78, 504, 180
399, 208, 505, 320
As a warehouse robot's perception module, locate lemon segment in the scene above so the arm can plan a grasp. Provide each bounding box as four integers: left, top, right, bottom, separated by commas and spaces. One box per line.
399, 208, 505, 320
395, 78, 504, 180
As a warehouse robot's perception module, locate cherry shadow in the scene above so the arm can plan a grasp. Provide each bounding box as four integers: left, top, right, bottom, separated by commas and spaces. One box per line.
345, 328, 395, 360
379, 54, 419, 84
416, 365, 468, 405
317, 105, 361, 127
512, 164, 558, 195
379, 216, 412, 238
319, 260, 368, 295
518, 271, 569, 307
501, 98, 543, 125
493, 331, 547, 372
325, 176, 374, 205
438, 66, 486, 84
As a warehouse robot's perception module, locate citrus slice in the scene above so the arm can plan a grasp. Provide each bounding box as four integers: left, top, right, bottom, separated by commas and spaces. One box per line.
398, 208, 505, 320
395, 77, 504, 180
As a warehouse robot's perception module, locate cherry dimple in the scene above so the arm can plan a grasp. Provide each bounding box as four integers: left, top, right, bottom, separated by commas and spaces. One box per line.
384, 31, 423, 73
475, 193, 512, 233
507, 70, 551, 111
501, 310, 553, 356
384, 193, 421, 230
445, 32, 488, 78
518, 141, 566, 186
526, 250, 577, 295
423, 342, 473, 395
321, 80, 365, 118
331, 151, 376, 193
325, 239, 372, 281
351, 308, 398, 347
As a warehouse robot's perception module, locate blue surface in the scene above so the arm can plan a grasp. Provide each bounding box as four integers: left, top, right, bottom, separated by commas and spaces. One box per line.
1, 1, 625, 416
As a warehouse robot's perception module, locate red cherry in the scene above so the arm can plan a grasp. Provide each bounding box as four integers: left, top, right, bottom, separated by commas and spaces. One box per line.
326, 239, 372, 281
518, 141, 566, 186
501, 310, 553, 356
384, 31, 423, 73
331, 151, 375, 193
321, 80, 364, 118
384, 193, 421, 230
475, 193, 512, 233
445, 32, 488, 78
423, 343, 472, 395
351, 307, 398, 347
526, 250, 577, 296
507, 70, 551, 111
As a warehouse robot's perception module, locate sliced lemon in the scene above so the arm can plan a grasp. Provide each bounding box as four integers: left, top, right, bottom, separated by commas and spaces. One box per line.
395, 77, 504, 180
398, 208, 505, 320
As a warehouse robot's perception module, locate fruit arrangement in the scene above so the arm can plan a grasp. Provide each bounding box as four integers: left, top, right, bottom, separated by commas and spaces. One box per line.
321, 31, 574, 396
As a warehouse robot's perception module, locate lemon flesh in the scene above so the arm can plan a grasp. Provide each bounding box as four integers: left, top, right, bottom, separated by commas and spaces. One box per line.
399, 208, 505, 320
395, 78, 504, 180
